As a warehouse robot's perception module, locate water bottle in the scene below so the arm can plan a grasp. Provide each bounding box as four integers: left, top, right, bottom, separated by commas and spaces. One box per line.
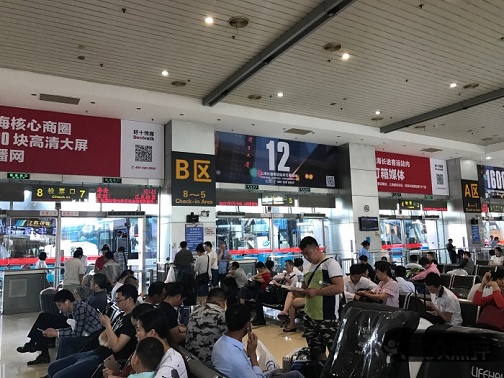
247, 272, 252, 280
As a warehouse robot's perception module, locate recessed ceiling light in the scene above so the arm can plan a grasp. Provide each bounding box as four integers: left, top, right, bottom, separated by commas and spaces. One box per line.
375, 110, 381, 115
277, 92, 284, 97
161, 70, 169, 77
342, 53, 350, 60
486, 156, 492, 160
450, 83, 457, 88
205, 16, 214, 24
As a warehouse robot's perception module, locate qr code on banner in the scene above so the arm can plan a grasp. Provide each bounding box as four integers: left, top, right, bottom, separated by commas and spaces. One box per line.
436, 173, 444, 185
135, 145, 152, 162
326, 175, 336, 188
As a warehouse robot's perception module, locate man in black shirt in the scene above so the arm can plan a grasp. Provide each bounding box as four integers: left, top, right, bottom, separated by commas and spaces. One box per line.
446, 238, 456, 264
159, 282, 188, 346
358, 255, 376, 282
174, 241, 194, 282
47, 285, 138, 378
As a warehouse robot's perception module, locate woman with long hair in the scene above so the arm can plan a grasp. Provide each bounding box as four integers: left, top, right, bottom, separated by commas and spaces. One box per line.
356, 262, 399, 307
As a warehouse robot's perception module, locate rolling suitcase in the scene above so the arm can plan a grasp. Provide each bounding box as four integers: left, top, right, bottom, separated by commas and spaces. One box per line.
39, 287, 59, 314
282, 347, 324, 378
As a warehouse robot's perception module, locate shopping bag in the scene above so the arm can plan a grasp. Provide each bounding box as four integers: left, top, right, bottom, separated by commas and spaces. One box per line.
256, 340, 280, 371
165, 266, 176, 283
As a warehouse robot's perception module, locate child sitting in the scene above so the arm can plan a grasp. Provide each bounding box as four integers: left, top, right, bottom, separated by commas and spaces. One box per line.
128, 337, 165, 378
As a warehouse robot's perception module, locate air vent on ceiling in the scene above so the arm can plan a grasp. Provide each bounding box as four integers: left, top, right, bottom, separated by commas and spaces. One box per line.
421, 148, 443, 153
39, 93, 80, 105
228, 16, 249, 28
482, 137, 493, 142
284, 128, 312, 135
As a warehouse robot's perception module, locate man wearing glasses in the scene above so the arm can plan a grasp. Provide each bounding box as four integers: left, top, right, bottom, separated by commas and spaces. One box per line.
47, 284, 138, 378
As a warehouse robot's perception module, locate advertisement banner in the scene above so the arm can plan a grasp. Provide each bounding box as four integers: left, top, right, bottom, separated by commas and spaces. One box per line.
375, 152, 448, 195
376, 152, 432, 194
120, 120, 164, 179
478, 165, 504, 199
0, 106, 164, 179
430, 158, 449, 195
461, 180, 481, 213
171, 152, 216, 206
215, 131, 338, 188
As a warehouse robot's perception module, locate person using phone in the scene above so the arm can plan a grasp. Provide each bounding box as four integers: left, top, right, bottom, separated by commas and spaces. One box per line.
472, 270, 504, 331
212, 304, 303, 378
16, 289, 102, 365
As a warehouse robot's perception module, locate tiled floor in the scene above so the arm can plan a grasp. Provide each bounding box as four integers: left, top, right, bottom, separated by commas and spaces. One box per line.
0, 311, 306, 377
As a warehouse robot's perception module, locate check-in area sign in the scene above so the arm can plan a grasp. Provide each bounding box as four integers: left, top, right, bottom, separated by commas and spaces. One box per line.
171, 151, 215, 206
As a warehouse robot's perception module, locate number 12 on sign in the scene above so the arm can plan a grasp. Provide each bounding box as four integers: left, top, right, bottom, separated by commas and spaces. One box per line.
265, 141, 290, 172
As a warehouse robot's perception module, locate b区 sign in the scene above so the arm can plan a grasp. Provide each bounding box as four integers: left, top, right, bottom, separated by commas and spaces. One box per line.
171, 152, 216, 206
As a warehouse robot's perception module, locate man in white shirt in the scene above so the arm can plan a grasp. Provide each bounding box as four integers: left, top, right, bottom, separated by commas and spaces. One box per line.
489, 247, 504, 266
252, 259, 299, 325
204, 241, 219, 288
424, 272, 463, 326
343, 264, 378, 302
62, 249, 85, 292
394, 266, 416, 293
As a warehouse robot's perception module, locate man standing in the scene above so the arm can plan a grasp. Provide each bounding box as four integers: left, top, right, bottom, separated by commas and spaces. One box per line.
102, 251, 121, 287
185, 288, 227, 364
217, 241, 231, 285
114, 246, 128, 274
204, 241, 219, 288
174, 241, 194, 282
300, 236, 343, 361
212, 304, 303, 378
446, 238, 457, 264
63, 248, 85, 292
94, 245, 110, 272
17, 289, 102, 364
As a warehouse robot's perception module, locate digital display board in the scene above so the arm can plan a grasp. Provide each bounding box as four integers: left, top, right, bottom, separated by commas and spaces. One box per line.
399, 200, 421, 210
96, 187, 158, 204
32, 185, 89, 201
215, 132, 338, 188
261, 194, 296, 206
8, 172, 30, 180
478, 165, 504, 199
103, 177, 122, 184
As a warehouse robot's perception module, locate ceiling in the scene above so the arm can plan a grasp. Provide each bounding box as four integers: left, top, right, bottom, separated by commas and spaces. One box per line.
0, 0, 503, 150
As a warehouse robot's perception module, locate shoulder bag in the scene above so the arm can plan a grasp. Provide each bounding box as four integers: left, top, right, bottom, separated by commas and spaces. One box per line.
196, 256, 210, 285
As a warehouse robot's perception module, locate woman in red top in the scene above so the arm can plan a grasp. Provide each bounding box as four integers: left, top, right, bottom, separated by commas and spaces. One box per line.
472, 270, 504, 331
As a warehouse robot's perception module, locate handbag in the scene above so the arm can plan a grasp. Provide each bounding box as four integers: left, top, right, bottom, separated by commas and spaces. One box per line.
246, 279, 261, 289
196, 256, 210, 284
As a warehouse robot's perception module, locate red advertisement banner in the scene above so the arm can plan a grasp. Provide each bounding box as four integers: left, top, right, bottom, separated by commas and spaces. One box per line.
375, 151, 433, 194
0, 105, 121, 176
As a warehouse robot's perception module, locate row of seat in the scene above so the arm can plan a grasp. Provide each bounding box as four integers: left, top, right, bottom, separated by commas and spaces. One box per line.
399, 292, 480, 327
439, 274, 480, 299
436, 263, 498, 278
